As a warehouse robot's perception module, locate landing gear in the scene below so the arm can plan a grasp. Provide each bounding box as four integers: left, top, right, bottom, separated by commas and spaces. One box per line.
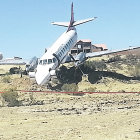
69, 53, 87, 77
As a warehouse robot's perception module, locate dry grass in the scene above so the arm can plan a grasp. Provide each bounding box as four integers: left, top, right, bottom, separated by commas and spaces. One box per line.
77, 55, 140, 92
0, 55, 140, 93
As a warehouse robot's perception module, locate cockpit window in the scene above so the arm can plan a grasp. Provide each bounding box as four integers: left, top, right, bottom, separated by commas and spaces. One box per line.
53, 58, 56, 63
39, 60, 43, 65
43, 59, 47, 64
48, 59, 52, 64
39, 58, 56, 65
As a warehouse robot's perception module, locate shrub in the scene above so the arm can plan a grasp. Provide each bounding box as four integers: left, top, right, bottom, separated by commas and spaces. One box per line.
88, 71, 102, 84
107, 55, 122, 63
128, 62, 140, 77
2, 75, 11, 83
83, 61, 96, 72
85, 87, 97, 92
94, 61, 107, 71
133, 63, 140, 77
28, 93, 44, 105
56, 66, 82, 84
5, 72, 10, 75
125, 54, 140, 65
56, 60, 106, 84
1, 89, 20, 107
84, 61, 106, 71
61, 83, 78, 92
9, 67, 20, 74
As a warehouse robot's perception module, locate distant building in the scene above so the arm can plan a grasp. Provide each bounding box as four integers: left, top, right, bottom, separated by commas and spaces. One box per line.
92, 44, 108, 52
0, 52, 3, 60
70, 39, 108, 55
0, 57, 27, 65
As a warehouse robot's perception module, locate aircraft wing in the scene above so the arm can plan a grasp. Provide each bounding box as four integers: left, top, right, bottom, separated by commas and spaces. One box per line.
86, 46, 140, 58
61, 46, 140, 66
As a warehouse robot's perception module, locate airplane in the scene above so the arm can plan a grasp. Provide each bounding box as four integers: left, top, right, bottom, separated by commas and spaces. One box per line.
35, 2, 140, 85
35, 2, 97, 85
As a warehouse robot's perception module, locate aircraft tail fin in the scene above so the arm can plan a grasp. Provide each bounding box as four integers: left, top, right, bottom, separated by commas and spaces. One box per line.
51, 3, 97, 29
70, 2, 74, 25
51, 2, 74, 28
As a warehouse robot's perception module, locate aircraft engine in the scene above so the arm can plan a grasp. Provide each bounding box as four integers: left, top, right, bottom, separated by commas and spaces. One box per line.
74, 52, 86, 66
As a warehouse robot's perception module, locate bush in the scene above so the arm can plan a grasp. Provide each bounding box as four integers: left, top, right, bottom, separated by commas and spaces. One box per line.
61, 83, 78, 92
85, 87, 97, 92
133, 63, 140, 77
84, 60, 106, 71
56, 60, 106, 84
56, 65, 82, 84
83, 61, 96, 72
94, 61, 107, 71
125, 54, 140, 65
28, 93, 44, 106
107, 55, 122, 63
1, 89, 20, 107
9, 67, 20, 74
127, 62, 140, 77
2, 75, 11, 83
88, 71, 102, 84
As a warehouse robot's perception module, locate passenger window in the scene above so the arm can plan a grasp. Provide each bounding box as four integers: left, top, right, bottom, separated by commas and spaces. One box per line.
48, 59, 52, 64
63, 48, 65, 52
66, 44, 68, 48
58, 53, 61, 58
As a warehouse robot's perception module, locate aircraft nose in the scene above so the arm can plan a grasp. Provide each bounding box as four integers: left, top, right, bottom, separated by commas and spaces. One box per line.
35, 70, 51, 85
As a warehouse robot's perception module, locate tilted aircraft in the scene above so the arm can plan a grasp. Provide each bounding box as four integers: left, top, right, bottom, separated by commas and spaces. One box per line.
35, 2, 97, 85
35, 2, 140, 85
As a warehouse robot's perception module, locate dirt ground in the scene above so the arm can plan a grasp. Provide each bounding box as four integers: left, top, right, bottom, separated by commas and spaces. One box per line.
0, 93, 140, 140
0, 58, 140, 140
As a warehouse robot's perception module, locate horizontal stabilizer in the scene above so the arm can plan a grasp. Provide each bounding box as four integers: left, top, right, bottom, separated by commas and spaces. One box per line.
73, 17, 97, 26
51, 22, 69, 27
51, 17, 97, 27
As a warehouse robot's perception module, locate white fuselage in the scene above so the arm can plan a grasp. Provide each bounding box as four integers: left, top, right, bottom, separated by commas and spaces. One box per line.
35, 29, 77, 85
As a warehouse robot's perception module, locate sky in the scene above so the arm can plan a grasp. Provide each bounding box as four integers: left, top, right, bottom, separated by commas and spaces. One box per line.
0, 0, 140, 59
